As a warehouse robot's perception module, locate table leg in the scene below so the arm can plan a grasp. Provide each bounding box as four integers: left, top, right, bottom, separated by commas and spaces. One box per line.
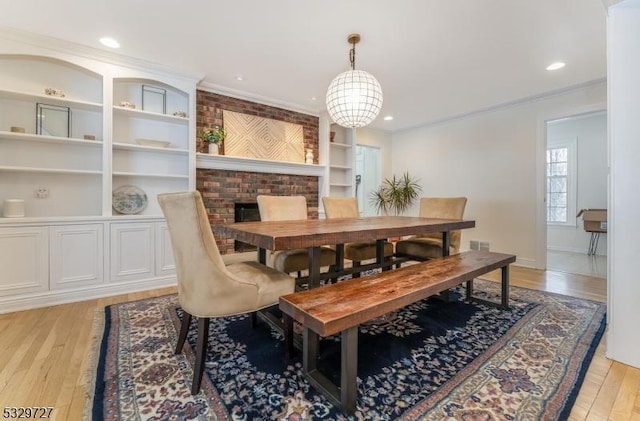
341, 326, 358, 414
442, 231, 450, 257
258, 247, 267, 265
308, 246, 321, 289
438, 231, 451, 301
376, 239, 388, 271
335, 243, 345, 271
501, 265, 510, 309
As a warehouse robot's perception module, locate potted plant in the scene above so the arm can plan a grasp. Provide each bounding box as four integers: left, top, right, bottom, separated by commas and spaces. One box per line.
369, 172, 422, 216
201, 125, 227, 155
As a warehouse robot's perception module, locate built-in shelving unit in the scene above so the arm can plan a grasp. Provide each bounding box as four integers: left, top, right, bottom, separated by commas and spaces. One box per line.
0, 32, 197, 312
112, 78, 191, 216
328, 123, 355, 197
0, 55, 104, 218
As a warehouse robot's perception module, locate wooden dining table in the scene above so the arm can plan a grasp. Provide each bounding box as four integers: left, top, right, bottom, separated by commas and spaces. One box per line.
214, 216, 476, 287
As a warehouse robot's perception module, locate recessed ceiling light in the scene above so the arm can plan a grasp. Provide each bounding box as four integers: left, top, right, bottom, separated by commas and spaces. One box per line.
311, 96, 317, 101
99, 37, 120, 48
383, 116, 394, 121
546, 62, 565, 71
236, 75, 244, 81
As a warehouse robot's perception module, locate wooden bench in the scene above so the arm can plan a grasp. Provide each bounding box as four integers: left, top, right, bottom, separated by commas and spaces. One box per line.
278, 250, 516, 415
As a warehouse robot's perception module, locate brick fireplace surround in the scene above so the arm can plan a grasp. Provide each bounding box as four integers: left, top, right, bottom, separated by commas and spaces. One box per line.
196, 90, 321, 254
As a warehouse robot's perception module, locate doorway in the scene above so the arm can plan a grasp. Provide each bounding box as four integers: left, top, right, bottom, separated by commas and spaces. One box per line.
355, 145, 382, 216
544, 110, 607, 278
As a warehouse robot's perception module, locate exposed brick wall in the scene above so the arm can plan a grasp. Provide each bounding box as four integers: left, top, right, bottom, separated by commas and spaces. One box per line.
196, 90, 319, 162
197, 168, 320, 254
195, 90, 322, 254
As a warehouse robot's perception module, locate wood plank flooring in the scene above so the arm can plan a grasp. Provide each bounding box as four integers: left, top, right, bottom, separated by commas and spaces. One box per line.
0, 268, 638, 420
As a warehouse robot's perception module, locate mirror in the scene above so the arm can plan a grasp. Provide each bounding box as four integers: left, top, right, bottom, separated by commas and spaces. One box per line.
36, 103, 70, 138
142, 85, 166, 114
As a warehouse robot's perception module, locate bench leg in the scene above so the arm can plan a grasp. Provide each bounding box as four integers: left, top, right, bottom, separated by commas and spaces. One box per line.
501, 265, 510, 309
302, 326, 358, 416
303, 327, 319, 373
283, 313, 294, 359
341, 326, 358, 415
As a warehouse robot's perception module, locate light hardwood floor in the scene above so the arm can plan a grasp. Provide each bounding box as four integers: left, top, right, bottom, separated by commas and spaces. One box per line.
0, 268, 638, 420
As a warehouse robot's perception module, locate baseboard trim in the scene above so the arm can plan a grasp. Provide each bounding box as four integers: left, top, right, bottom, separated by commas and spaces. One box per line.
0, 277, 177, 315
547, 246, 607, 256
514, 257, 537, 269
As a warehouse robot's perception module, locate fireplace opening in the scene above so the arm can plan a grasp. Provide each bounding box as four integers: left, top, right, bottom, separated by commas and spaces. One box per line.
234, 202, 260, 252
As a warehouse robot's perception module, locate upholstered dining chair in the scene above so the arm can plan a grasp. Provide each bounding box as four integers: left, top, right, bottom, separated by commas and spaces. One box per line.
158, 191, 295, 395
256, 195, 337, 280
395, 197, 468, 260
322, 196, 394, 277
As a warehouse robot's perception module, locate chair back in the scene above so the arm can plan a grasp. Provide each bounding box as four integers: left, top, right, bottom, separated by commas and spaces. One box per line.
158, 191, 258, 317
322, 197, 360, 219
257, 195, 307, 221
418, 197, 468, 249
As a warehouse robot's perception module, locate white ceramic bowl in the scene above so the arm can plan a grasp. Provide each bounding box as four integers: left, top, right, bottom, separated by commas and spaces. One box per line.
135, 138, 171, 148
3, 199, 25, 217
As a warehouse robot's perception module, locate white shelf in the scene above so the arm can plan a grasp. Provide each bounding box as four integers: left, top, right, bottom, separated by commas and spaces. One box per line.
0, 131, 103, 147
330, 164, 351, 170
330, 142, 352, 149
330, 183, 353, 187
0, 165, 102, 175
0, 88, 103, 111
113, 142, 188, 154
113, 171, 189, 179
113, 106, 189, 124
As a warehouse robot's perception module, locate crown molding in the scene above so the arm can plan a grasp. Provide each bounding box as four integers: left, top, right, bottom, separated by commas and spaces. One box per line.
0, 26, 204, 84
198, 80, 321, 117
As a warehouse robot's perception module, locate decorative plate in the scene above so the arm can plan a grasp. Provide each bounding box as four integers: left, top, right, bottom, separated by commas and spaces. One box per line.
112, 185, 148, 215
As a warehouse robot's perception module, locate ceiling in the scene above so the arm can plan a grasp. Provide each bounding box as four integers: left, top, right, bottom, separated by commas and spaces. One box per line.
0, 0, 607, 132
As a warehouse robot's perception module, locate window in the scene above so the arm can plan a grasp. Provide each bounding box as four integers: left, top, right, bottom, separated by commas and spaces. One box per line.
546, 138, 577, 226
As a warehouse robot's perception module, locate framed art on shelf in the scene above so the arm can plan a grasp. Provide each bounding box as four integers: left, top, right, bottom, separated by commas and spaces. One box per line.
36, 103, 70, 138
142, 85, 166, 114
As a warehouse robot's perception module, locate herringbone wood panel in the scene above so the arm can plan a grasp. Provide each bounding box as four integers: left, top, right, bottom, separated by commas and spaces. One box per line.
223, 110, 305, 162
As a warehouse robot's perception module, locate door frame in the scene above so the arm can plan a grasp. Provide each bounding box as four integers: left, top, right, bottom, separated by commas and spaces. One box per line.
535, 103, 607, 270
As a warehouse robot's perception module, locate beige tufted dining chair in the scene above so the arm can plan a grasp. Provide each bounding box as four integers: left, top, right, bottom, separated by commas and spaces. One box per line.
256, 195, 337, 279
395, 197, 468, 260
158, 191, 295, 395
322, 197, 394, 277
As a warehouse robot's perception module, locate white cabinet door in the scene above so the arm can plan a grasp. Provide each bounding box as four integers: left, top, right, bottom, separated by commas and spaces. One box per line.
110, 222, 154, 283
50, 224, 104, 290
155, 222, 175, 277
0, 226, 49, 297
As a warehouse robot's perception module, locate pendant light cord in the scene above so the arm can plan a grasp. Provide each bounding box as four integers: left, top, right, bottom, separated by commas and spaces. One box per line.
349, 39, 356, 70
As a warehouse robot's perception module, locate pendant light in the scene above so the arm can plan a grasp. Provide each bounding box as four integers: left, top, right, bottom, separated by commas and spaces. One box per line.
326, 34, 383, 128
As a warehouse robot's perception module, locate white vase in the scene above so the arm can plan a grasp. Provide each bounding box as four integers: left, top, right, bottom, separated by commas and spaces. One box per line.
305, 148, 314, 164
208, 143, 219, 155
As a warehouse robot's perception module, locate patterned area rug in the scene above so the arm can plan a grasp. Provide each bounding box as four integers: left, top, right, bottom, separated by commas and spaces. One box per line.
88, 280, 605, 420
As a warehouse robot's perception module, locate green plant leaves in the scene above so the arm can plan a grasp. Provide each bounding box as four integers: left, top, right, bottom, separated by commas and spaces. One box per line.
369, 172, 422, 215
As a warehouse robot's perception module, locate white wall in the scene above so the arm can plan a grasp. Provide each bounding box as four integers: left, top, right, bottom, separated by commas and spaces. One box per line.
547, 111, 608, 255
607, 0, 640, 368
391, 82, 606, 268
